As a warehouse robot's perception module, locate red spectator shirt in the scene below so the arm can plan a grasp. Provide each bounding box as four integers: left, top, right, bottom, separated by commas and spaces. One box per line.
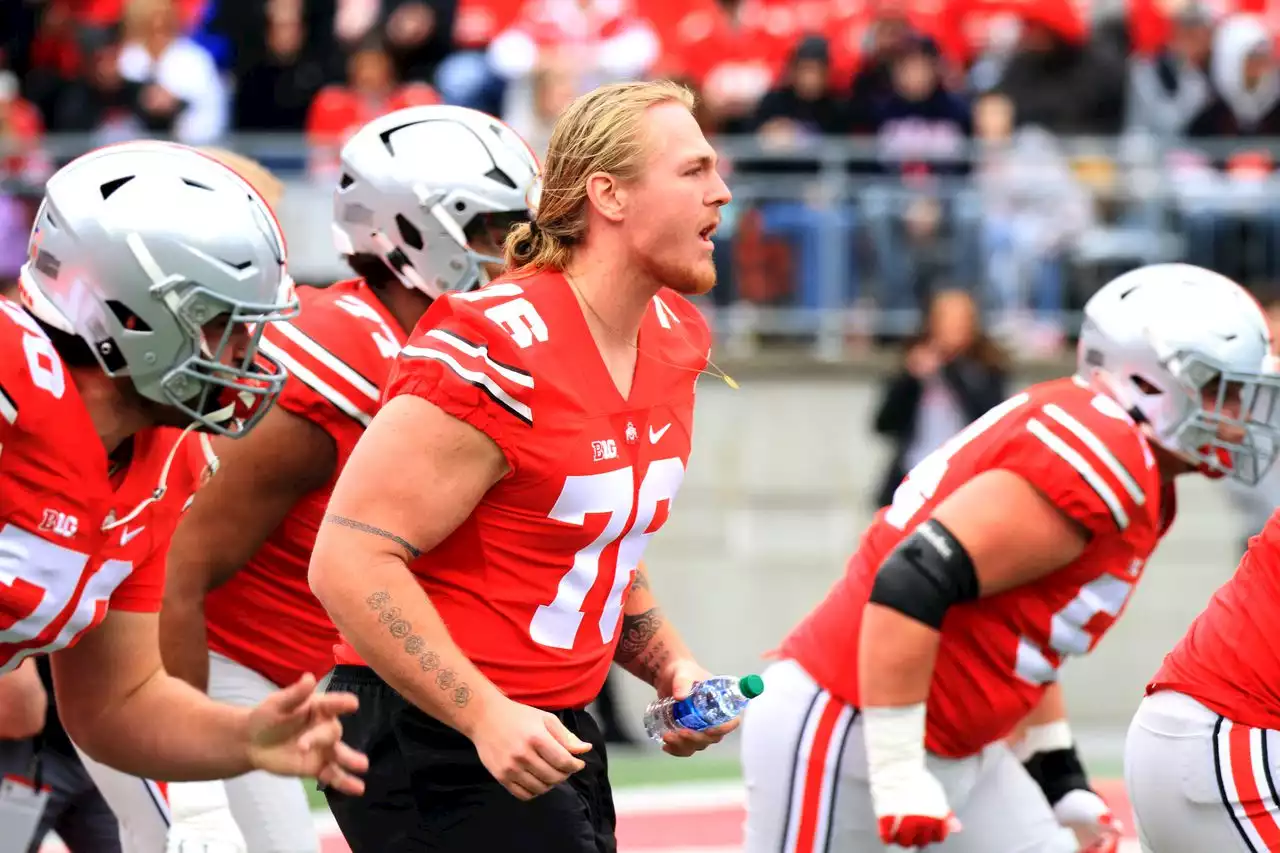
201, 280, 407, 688
0, 298, 198, 673
779, 378, 1174, 758
333, 273, 710, 710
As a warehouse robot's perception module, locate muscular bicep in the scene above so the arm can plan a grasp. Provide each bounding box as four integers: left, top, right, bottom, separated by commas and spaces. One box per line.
51, 610, 162, 739
931, 469, 1090, 598
167, 405, 337, 594
317, 394, 509, 564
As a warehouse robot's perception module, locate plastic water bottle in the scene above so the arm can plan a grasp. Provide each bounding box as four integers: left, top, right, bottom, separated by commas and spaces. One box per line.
643, 674, 765, 742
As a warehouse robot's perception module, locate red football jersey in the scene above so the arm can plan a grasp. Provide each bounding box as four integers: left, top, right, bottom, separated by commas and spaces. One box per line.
1148, 513, 1280, 729
778, 378, 1175, 758
0, 299, 199, 673
333, 272, 710, 710
202, 281, 406, 688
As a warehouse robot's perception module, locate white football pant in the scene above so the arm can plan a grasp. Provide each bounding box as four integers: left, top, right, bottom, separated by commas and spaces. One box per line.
204, 651, 320, 853
1127, 689, 1280, 852
740, 659, 1079, 853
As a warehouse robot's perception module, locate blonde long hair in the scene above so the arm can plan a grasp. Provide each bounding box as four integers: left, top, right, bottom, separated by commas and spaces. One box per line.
504, 80, 696, 272
198, 147, 285, 210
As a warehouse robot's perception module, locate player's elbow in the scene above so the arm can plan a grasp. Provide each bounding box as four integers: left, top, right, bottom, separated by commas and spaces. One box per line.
0, 662, 47, 739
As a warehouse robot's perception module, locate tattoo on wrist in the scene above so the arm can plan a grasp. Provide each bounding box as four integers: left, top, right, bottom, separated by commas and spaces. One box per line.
325, 514, 423, 559
364, 590, 472, 707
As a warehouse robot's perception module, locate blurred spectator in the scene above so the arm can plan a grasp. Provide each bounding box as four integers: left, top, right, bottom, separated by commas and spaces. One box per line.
48, 27, 147, 145
521, 54, 578, 158
0, 69, 49, 182
487, 0, 659, 144
1174, 14, 1280, 285
1126, 4, 1214, 138
976, 99, 1095, 354
383, 0, 458, 84
857, 34, 976, 327
655, 0, 799, 133
993, 6, 1126, 135
435, 0, 522, 112
749, 36, 856, 314
305, 39, 441, 178
116, 0, 228, 144
235, 5, 330, 131
872, 288, 1007, 507
845, 5, 916, 121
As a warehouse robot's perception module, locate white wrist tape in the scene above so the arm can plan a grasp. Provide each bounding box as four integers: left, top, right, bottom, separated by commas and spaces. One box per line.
863, 703, 928, 786
1014, 719, 1074, 762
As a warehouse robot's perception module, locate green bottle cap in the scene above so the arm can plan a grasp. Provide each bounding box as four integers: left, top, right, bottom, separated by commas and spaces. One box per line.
738, 674, 765, 699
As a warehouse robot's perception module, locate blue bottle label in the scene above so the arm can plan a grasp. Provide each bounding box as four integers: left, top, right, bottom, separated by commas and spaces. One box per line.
670, 697, 712, 731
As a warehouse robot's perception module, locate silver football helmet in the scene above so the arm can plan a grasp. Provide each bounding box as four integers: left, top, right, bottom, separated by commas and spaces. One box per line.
333, 104, 539, 297
1078, 263, 1280, 484
18, 141, 298, 436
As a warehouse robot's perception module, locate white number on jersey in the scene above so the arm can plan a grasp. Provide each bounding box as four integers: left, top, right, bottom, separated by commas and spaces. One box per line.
530, 458, 686, 649
335, 294, 400, 359
452, 283, 549, 349
1014, 573, 1135, 685
0, 301, 66, 399
0, 524, 133, 672
885, 393, 1031, 529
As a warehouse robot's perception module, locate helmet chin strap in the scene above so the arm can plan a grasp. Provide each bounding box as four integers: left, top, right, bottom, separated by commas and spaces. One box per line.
101, 421, 198, 532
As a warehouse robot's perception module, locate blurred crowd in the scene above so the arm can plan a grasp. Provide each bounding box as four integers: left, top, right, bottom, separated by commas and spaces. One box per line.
6, 0, 1280, 354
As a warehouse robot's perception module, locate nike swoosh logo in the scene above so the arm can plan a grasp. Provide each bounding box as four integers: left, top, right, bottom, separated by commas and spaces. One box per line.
649, 423, 671, 444
120, 526, 145, 546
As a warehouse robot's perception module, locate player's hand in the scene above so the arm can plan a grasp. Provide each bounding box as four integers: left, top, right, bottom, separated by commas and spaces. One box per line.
654, 658, 739, 758
469, 695, 593, 800
870, 763, 961, 848
1053, 788, 1122, 853
245, 674, 368, 796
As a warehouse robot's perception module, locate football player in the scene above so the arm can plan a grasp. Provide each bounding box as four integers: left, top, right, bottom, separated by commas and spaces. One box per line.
1127, 379, 1280, 846
737, 264, 1280, 852
0, 141, 367, 852
309, 80, 733, 852
157, 105, 539, 851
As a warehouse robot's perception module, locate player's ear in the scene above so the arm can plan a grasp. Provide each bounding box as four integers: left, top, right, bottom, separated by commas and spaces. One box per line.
585, 172, 625, 224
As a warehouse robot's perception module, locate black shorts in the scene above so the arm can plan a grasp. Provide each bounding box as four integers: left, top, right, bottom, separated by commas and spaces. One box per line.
324, 665, 617, 853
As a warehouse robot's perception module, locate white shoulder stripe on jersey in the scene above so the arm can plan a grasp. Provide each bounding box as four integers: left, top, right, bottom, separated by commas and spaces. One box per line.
401, 344, 533, 426
1041, 403, 1146, 506
1026, 417, 1130, 530
423, 329, 534, 388
273, 322, 380, 402
260, 338, 373, 427
0, 383, 16, 425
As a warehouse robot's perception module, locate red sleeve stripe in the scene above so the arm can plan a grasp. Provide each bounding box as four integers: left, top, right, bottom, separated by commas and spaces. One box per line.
273, 322, 380, 403
0, 384, 15, 425
1041, 403, 1146, 506
1026, 417, 1130, 530
259, 337, 373, 427
423, 329, 534, 388
400, 344, 533, 426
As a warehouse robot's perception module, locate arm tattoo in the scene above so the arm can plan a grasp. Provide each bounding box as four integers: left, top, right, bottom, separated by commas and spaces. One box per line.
629, 567, 651, 593
364, 590, 473, 707
615, 607, 663, 663
325, 514, 422, 559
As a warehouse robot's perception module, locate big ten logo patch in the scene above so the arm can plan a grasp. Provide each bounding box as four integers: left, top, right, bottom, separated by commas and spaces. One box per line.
592, 439, 618, 462
39, 509, 78, 538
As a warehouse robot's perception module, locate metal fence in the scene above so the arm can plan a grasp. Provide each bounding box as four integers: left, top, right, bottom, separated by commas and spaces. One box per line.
6, 131, 1280, 358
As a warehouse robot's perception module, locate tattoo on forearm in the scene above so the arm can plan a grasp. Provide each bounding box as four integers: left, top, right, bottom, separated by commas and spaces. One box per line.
615, 607, 663, 663
325, 514, 422, 559
364, 590, 472, 707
